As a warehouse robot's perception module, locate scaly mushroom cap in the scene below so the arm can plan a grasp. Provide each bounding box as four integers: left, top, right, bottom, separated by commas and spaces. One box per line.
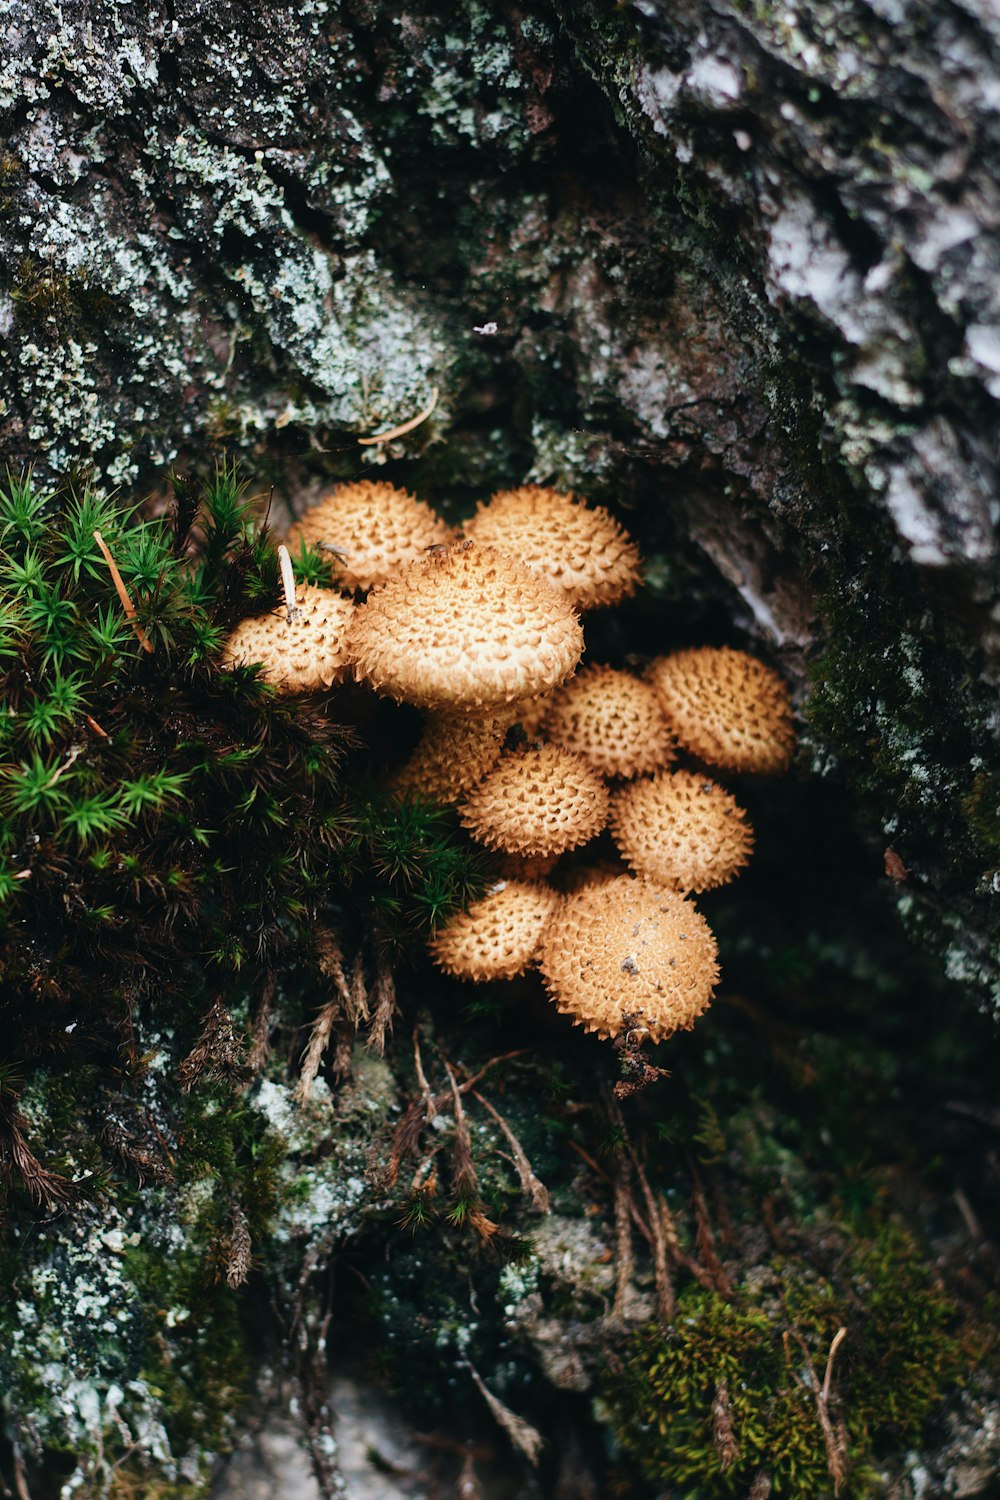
347, 540, 583, 710
222, 585, 354, 693
512, 692, 553, 740
463, 485, 642, 611
609, 769, 754, 893
429, 880, 561, 981
538, 875, 719, 1041
390, 709, 513, 806
459, 744, 610, 859
541, 664, 676, 779
647, 647, 795, 775
285, 480, 454, 592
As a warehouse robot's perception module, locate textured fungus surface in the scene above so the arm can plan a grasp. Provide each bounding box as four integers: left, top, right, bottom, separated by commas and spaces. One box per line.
285, 481, 455, 593
609, 768, 755, 893
463, 485, 643, 611
222, 585, 355, 692
648, 647, 795, 777
541, 664, 676, 779
459, 743, 610, 859
428, 879, 560, 981
347, 541, 583, 710
390, 709, 513, 806
537, 874, 719, 1040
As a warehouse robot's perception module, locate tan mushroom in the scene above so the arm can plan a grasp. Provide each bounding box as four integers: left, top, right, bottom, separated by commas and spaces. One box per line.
609, 769, 754, 893
648, 646, 795, 775
463, 485, 642, 611
459, 744, 610, 859
285, 480, 454, 592
537, 875, 719, 1041
541, 664, 676, 779
347, 540, 583, 711
429, 880, 561, 982
221, 584, 354, 692
390, 709, 514, 806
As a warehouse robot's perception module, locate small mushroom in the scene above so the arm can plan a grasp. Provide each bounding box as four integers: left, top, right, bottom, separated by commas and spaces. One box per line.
540, 664, 676, 779
346, 540, 583, 711
647, 646, 795, 775
609, 769, 754, 893
221, 584, 354, 692
429, 879, 561, 982
463, 485, 642, 611
285, 480, 454, 592
390, 708, 514, 806
459, 744, 610, 859
537, 875, 719, 1041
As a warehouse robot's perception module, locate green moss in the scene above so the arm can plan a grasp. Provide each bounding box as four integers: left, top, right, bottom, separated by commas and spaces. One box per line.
607, 1227, 965, 1497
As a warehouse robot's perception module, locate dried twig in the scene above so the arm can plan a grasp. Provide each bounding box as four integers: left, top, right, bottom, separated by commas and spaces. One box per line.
225, 1203, 253, 1288
444, 1062, 477, 1199
357, 385, 439, 445
712, 1380, 740, 1470
295, 1001, 338, 1104
690, 1165, 734, 1296
414, 1030, 436, 1121
385, 1050, 528, 1186
608, 1093, 676, 1322
464, 1360, 544, 1466
787, 1327, 850, 1496
92, 529, 154, 653
611, 1161, 634, 1322
367, 953, 397, 1058
473, 1090, 551, 1213
177, 997, 247, 1093
248, 972, 276, 1075
276, 543, 298, 623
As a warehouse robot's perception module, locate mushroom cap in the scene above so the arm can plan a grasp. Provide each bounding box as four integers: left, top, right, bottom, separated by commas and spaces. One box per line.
347, 540, 584, 710
429, 879, 561, 982
285, 480, 454, 592
541, 664, 676, 779
511, 692, 553, 741
463, 485, 642, 611
647, 647, 795, 775
390, 709, 514, 806
221, 585, 354, 692
609, 769, 754, 893
459, 744, 610, 859
537, 875, 719, 1041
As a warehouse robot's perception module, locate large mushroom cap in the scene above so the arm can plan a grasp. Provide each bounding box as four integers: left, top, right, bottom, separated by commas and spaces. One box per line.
463, 485, 642, 611
541, 664, 676, 779
347, 540, 583, 711
609, 769, 754, 893
648, 647, 795, 775
390, 709, 514, 806
429, 880, 561, 981
285, 480, 454, 592
221, 585, 354, 692
459, 744, 610, 859
537, 875, 719, 1041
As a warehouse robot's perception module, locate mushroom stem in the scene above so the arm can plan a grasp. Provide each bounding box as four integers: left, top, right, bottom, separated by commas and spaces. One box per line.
92, 530, 154, 654
277, 543, 298, 624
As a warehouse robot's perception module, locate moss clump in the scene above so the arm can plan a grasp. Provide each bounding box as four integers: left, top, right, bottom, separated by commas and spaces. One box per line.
607, 1227, 964, 1497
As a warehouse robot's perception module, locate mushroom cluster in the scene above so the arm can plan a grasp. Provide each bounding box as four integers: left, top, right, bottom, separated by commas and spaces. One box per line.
219, 480, 795, 1065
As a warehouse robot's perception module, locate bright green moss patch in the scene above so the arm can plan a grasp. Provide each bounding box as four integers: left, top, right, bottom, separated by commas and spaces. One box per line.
607, 1227, 965, 1498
